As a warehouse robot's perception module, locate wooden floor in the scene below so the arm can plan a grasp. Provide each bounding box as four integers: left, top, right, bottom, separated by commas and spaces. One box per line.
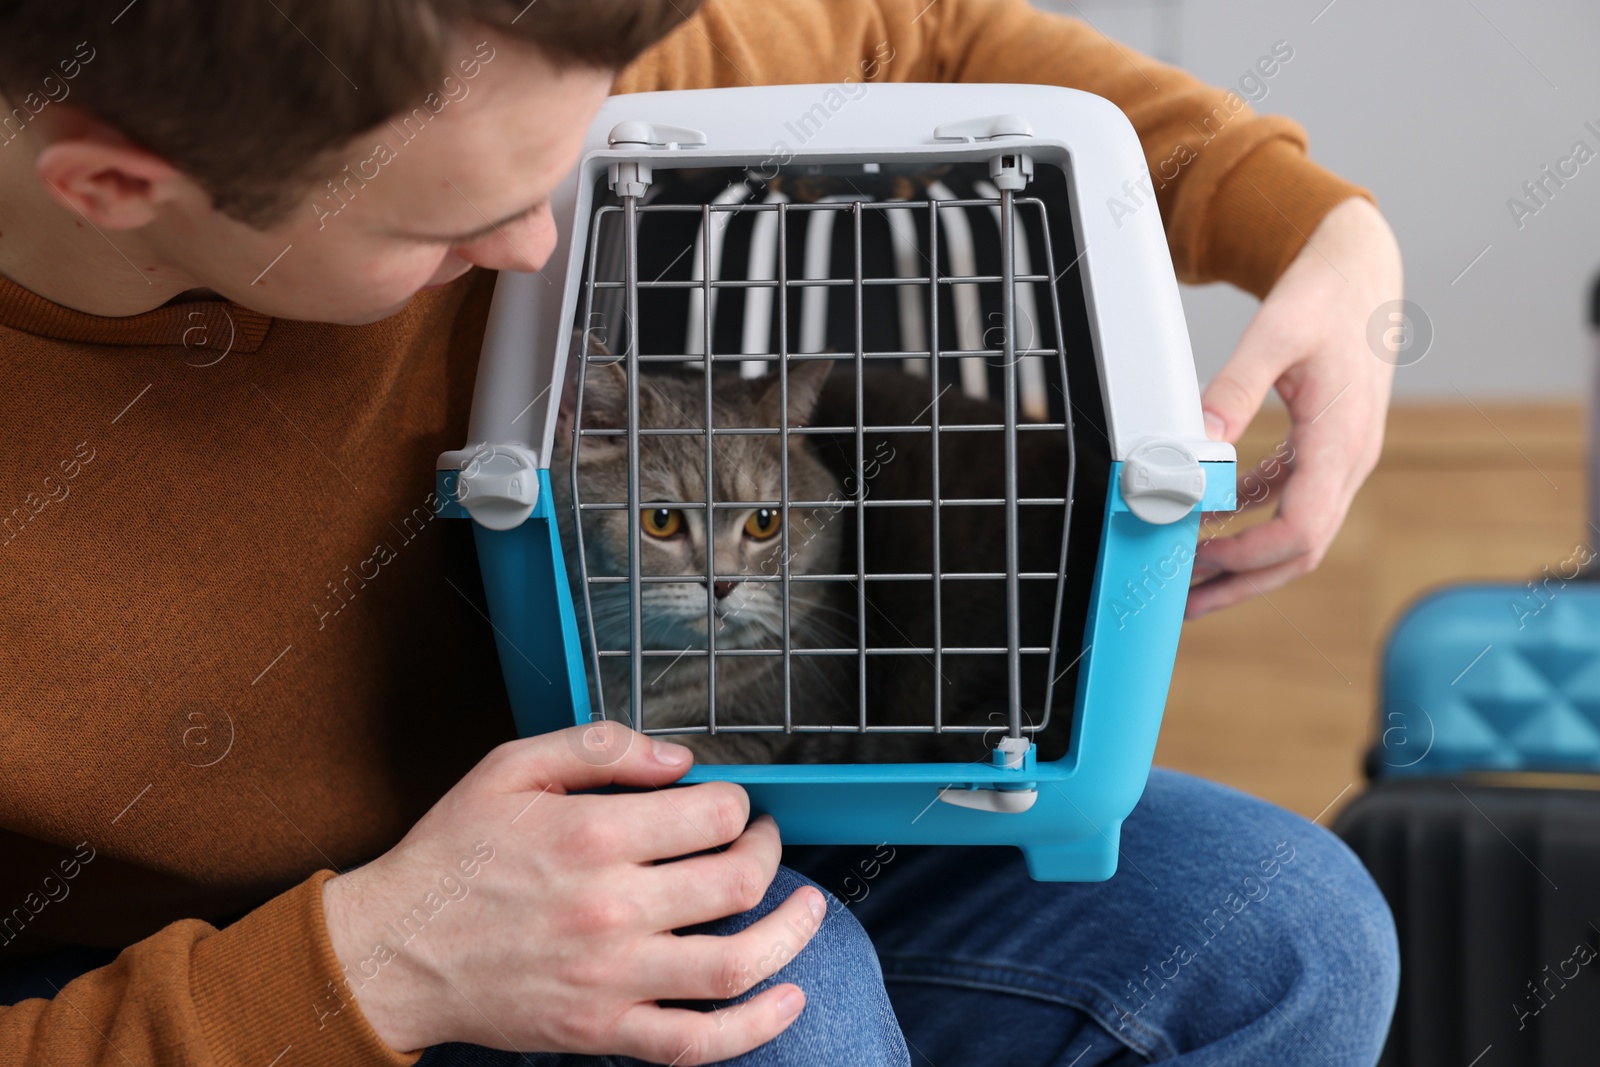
1155, 403, 1590, 823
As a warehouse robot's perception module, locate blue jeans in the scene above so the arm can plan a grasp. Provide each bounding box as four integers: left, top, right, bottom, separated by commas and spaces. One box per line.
0, 770, 1399, 1065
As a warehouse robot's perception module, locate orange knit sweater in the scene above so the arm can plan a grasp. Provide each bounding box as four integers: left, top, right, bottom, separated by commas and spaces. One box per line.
0, 1, 1369, 1062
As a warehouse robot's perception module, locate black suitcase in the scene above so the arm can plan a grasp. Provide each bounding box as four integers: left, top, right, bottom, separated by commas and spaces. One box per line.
1330, 271, 1600, 1063
1335, 778, 1600, 1065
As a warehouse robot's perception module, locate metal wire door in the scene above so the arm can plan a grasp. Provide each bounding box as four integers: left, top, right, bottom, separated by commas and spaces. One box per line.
567, 162, 1079, 759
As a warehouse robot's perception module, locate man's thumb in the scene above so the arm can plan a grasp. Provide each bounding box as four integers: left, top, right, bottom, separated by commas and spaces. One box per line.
1200, 325, 1283, 444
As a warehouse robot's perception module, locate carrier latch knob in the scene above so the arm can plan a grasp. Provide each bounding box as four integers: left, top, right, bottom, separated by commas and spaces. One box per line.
608, 161, 653, 199
988, 151, 1034, 192
932, 117, 1035, 190
994, 735, 1031, 770
1120, 438, 1207, 524
607, 123, 706, 198
452, 444, 541, 532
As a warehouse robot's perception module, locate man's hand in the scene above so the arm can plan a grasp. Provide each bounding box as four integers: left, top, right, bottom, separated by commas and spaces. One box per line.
1187, 196, 1403, 617
320, 722, 824, 1064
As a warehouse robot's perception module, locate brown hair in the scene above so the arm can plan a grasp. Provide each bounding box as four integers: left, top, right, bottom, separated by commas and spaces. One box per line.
0, 0, 702, 226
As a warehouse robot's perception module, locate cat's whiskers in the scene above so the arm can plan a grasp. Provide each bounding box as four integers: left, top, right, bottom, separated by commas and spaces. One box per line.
785, 614, 853, 652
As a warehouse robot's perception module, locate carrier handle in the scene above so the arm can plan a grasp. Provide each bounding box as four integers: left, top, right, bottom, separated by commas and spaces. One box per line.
932, 113, 1034, 142
938, 787, 1039, 814
607, 121, 707, 148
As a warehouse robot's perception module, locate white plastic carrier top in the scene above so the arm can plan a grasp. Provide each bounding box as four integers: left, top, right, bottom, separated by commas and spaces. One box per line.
444, 82, 1232, 488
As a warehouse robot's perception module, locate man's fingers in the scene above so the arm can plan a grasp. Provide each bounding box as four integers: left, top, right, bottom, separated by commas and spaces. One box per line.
645, 884, 826, 1002
1227, 455, 1294, 515
1195, 509, 1321, 576
1196, 418, 1350, 575
638, 814, 784, 927
1187, 423, 1357, 617
479, 721, 694, 795
1188, 418, 1356, 609
611, 985, 806, 1067
1191, 468, 1353, 579
1185, 570, 1261, 618
1185, 552, 1316, 618
580, 782, 759, 863
1201, 307, 1302, 443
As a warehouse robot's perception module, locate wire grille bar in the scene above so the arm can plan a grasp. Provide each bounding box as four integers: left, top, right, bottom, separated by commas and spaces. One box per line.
700, 202, 718, 733
1000, 184, 1022, 740
624, 194, 645, 732
777, 200, 794, 733
928, 195, 945, 733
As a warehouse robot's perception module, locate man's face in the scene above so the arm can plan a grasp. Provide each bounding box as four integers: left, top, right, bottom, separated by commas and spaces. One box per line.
144, 33, 614, 325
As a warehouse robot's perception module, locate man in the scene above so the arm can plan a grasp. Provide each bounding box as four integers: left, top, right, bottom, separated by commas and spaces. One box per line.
0, 1, 1400, 1063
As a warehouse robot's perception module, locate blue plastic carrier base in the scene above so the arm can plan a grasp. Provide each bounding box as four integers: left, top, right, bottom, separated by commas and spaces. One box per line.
441, 463, 1234, 881
1376, 582, 1600, 778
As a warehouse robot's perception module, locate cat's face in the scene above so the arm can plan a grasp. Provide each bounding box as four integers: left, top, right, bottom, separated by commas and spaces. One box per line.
561, 359, 845, 653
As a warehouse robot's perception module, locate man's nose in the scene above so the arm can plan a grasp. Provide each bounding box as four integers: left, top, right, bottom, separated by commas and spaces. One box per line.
451, 204, 557, 273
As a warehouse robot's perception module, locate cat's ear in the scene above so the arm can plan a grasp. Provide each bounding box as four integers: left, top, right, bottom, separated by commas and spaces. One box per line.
555, 357, 579, 440
557, 357, 629, 447
768, 357, 835, 427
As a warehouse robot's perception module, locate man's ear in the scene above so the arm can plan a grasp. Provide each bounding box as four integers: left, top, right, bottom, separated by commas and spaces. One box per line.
766, 357, 836, 427
33, 108, 184, 230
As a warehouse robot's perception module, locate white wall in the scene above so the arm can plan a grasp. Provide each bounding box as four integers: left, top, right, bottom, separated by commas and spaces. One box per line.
1038, 0, 1600, 400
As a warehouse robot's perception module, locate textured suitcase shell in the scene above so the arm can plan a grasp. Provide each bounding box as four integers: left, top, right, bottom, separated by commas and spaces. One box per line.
1373, 583, 1600, 778
1336, 779, 1600, 1064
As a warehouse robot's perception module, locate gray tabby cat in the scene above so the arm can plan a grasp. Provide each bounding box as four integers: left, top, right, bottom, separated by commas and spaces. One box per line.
551, 358, 1077, 767
551, 358, 856, 764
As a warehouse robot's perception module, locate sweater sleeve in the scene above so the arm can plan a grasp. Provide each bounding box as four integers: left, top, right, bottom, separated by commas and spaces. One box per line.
616, 0, 1374, 299
0, 871, 417, 1067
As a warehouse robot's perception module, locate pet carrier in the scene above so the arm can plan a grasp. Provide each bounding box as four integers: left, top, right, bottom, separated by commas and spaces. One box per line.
435, 84, 1235, 880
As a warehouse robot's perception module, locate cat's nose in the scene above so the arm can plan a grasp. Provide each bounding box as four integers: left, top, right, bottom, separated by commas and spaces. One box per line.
713, 580, 737, 600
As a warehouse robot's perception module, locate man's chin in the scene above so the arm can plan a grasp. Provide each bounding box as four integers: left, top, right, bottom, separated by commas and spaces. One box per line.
306, 268, 473, 324
327, 295, 418, 326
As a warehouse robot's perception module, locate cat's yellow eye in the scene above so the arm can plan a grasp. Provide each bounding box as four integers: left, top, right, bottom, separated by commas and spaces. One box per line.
744, 507, 781, 540
641, 508, 684, 539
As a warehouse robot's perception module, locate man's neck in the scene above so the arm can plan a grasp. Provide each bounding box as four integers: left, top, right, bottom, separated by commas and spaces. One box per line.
0, 125, 200, 317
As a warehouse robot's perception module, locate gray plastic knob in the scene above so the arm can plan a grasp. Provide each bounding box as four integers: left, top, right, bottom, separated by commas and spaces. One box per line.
1120, 438, 1206, 524
455, 444, 540, 532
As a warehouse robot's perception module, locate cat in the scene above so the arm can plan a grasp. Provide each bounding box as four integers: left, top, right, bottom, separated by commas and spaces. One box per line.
550, 356, 1081, 767
550, 357, 857, 764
